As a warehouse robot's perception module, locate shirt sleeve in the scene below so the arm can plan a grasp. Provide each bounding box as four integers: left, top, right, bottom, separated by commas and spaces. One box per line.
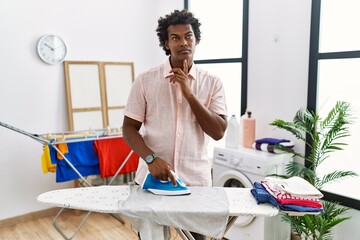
209, 77, 228, 117
123, 75, 146, 123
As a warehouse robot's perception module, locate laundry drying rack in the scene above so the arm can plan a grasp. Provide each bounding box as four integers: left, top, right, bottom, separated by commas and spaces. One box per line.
0, 121, 137, 240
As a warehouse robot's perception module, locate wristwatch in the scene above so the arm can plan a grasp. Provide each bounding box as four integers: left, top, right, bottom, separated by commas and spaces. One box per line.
145, 153, 158, 164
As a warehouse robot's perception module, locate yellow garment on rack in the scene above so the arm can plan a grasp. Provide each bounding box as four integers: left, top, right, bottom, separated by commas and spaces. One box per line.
41, 145, 56, 173
56, 143, 69, 160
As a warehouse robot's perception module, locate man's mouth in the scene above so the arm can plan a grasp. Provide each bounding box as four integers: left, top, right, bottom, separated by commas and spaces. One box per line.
179, 49, 191, 54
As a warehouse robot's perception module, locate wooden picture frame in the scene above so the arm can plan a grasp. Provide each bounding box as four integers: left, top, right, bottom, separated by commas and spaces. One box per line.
64, 61, 134, 131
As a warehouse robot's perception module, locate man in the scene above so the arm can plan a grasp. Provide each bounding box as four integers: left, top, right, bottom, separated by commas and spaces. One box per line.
123, 9, 228, 240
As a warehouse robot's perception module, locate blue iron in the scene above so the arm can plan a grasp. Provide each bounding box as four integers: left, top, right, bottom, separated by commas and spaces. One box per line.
141, 171, 191, 196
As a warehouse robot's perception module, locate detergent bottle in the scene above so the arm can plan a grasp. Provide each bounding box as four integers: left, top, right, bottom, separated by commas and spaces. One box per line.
242, 110, 256, 148
225, 114, 240, 149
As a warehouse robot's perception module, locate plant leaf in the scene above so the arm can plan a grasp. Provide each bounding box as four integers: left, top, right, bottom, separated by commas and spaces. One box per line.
319, 171, 358, 188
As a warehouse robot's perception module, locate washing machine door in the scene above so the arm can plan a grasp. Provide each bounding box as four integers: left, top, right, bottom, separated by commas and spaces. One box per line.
215, 169, 255, 227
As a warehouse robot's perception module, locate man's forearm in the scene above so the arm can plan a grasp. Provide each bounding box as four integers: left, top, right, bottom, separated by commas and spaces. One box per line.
185, 94, 227, 140
122, 118, 154, 160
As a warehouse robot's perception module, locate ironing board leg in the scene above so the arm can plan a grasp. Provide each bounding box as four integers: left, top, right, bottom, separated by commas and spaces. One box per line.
50, 145, 133, 239
109, 213, 125, 224
52, 209, 125, 240
176, 216, 238, 240
52, 208, 92, 240
176, 229, 196, 240
208, 216, 238, 240
222, 216, 238, 235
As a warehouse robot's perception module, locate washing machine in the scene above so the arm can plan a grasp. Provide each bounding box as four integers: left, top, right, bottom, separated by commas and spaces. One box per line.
213, 146, 292, 240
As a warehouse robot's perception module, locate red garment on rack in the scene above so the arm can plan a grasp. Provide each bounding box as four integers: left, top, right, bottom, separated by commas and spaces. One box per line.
93, 138, 139, 178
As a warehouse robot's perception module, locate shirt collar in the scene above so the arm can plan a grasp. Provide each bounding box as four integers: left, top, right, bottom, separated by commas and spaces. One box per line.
163, 57, 196, 80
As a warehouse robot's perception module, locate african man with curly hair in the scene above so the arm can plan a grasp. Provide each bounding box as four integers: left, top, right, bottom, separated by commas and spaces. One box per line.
123, 9, 228, 240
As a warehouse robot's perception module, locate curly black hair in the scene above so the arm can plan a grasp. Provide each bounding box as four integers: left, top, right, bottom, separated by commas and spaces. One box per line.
156, 9, 201, 56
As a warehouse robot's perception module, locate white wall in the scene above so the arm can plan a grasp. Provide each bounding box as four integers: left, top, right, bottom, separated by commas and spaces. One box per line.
0, 0, 359, 239
248, 0, 310, 155
0, 0, 182, 220
248, 0, 360, 239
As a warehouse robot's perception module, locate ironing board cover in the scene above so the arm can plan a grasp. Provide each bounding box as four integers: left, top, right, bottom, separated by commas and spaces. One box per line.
38, 185, 279, 239
37, 185, 278, 216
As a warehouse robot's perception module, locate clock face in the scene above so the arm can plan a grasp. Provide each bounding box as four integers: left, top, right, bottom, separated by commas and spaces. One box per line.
37, 35, 67, 64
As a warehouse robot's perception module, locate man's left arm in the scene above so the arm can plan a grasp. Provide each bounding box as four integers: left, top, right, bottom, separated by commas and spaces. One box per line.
186, 94, 227, 140
170, 59, 227, 140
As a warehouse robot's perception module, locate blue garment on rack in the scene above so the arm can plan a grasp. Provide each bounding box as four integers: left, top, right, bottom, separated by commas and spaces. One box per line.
49, 141, 100, 182
49, 145, 57, 165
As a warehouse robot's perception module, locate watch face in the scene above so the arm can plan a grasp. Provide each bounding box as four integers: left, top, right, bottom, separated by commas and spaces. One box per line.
145, 154, 157, 164
145, 155, 153, 164
37, 35, 67, 64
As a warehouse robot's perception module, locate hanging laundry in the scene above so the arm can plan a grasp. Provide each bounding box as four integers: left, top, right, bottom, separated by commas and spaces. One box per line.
56, 143, 69, 159
41, 145, 56, 173
93, 138, 139, 178
49, 141, 100, 182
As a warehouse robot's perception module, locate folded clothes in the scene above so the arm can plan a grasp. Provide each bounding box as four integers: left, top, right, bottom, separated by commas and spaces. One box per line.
252, 142, 294, 154
251, 182, 279, 205
255, 138, 290, 145
268, 176, 324, 199
261, 178, 323, 208
251, 182, 323, 213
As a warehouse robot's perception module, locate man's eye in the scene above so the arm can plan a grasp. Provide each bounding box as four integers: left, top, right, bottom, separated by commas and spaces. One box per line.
172, 37, 179, 41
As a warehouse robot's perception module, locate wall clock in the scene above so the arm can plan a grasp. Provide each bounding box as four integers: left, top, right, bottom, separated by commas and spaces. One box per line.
37, 35, 67, 65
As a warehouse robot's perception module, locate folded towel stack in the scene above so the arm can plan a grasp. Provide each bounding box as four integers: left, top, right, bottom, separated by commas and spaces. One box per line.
251, 176, 324, 214
252, 137, 294, 154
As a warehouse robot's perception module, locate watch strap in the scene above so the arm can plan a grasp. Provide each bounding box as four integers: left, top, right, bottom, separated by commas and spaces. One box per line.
145, 153, 158, 164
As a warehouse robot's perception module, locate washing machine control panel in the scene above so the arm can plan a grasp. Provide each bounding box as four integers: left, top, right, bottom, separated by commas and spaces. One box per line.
213, 146, 292, 176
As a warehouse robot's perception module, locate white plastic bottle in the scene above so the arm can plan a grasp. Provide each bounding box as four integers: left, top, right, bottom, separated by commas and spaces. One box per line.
225, 114, 240, 149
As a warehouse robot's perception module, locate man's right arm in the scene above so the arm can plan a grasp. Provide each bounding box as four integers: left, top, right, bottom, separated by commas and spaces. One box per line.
122, 116, 150, 158
122, 116, 176, 184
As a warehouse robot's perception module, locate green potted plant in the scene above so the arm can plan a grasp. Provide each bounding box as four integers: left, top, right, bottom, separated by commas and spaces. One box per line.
270, 101, 358, 240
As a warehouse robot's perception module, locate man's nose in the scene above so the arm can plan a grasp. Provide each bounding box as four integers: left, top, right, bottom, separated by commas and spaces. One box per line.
179, 38, 188, 46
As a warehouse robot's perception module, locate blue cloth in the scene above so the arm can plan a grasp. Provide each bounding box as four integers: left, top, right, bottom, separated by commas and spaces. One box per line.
49, 141, 100, 182
251, 182, 280, 206
49, 144, 57, 165
255, 138, 290, 145
251, 182, 323, 213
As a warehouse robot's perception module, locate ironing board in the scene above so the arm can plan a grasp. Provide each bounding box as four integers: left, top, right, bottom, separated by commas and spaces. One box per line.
38, 185, 279, 240
0, 121, 137, 239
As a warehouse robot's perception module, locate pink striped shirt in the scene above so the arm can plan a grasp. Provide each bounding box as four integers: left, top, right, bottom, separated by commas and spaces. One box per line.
261, 179, 323, 208
124, 58, 227, 186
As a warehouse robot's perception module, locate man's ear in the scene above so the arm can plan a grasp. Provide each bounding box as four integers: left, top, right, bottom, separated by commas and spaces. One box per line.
165, 41, 169, 49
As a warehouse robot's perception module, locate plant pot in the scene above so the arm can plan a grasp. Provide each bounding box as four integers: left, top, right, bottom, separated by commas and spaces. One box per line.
291, 233, 301, 240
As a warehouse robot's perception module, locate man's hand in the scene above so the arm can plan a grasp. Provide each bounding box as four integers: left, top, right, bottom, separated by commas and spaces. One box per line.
148, 157, 177, 186
169, 59, 227, 140
169, 59, 193, 98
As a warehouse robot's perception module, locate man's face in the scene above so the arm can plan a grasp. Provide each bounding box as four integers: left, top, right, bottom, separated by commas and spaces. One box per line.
165, 24, 196, 64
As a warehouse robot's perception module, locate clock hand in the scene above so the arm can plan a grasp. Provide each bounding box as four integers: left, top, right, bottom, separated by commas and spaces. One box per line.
44, 43, 54, 51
